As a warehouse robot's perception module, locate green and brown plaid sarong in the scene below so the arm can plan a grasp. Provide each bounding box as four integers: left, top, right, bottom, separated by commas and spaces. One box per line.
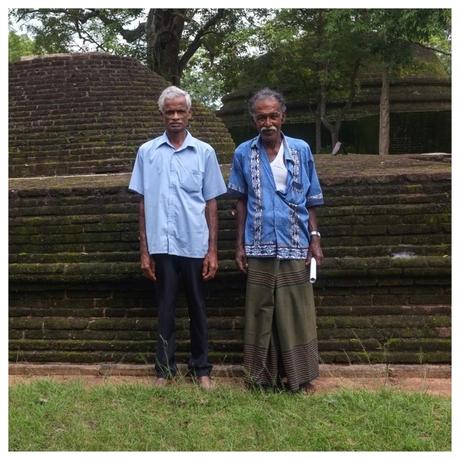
244, 258, 319, 391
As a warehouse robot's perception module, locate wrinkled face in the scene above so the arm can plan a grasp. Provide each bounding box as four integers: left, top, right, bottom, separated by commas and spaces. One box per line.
161, 96, 192, 135
252, 96, 285, 141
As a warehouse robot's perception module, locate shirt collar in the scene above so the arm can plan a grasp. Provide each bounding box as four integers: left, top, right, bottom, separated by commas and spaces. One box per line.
251, 132, 293, 162
158, 130, 197, 152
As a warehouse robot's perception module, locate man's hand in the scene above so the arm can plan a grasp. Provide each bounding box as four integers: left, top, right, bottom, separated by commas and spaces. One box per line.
202, 250, 218, 281
306, 237, 323, 267
141, 253, 156, 281
235, 245, 248, 274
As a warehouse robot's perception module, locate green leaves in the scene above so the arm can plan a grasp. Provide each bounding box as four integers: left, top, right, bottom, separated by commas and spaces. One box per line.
8, 31, 36, 62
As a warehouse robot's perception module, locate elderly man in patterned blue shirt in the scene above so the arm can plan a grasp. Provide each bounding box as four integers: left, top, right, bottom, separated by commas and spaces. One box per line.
129, 86, 227, 390
227, 88, 324, 393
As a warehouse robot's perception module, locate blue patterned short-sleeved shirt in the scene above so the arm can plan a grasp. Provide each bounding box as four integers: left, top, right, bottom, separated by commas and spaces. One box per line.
227, 134, 324, 259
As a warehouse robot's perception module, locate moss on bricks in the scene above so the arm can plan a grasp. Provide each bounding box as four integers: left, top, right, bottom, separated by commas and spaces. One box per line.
383, 338, 451, 352
8, 108, 452, 367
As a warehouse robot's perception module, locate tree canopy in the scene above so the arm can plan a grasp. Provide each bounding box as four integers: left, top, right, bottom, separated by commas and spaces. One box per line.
9, 8, 262, 86
9, 8, 451, 152
8, 31, 36, 62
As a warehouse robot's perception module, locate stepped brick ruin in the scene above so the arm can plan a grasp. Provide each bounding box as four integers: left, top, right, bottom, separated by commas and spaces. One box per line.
217, 46, 451, 154
9, 53, 451, 366
9, 53, 235, 177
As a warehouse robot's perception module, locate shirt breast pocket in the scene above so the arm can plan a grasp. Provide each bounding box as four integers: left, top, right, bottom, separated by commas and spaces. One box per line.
180, 169, 203, 193
290, 178, 309, 204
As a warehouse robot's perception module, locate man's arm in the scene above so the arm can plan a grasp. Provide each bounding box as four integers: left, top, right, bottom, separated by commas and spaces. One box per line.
202, 198, 219, 281
307, 206, 324, 267
235, 197, 248, 273
139, 197, 156, 281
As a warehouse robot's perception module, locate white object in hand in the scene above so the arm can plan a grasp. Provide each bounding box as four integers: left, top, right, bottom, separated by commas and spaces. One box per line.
309, 257, 317, 283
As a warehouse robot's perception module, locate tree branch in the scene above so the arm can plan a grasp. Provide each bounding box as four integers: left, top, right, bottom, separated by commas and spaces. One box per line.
410, 41, 451, 57
88, 9, 146, 42
178, 9, 227, 75
73, 18, 107, 51
337, 58, 361, 119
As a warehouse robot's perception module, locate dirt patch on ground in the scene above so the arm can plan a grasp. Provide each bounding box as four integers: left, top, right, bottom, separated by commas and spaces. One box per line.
9, 368, 451, 397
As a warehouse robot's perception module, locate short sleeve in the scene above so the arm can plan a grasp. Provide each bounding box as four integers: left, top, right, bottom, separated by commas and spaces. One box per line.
305, 145, 324, 207
227, 149, 247, 197
202, 148, 227, 201
128, 148, 144, 195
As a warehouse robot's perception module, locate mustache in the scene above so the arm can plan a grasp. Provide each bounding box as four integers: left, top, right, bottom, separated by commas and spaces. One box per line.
260, 126, 278, 133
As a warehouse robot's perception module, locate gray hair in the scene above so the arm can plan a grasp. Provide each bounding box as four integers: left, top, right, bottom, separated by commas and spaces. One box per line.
248, 88, 287, 116
158, 86, 192, 112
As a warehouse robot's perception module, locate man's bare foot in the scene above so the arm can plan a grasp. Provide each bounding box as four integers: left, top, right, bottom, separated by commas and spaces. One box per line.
198, 376, 215, 390
153, 377, 168, 387
302, 382, 316, 394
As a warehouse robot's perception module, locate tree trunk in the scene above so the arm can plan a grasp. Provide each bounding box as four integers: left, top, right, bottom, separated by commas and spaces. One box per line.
330, 128, 339, 149
319, 59, 360, 154
146, 9, 186, 85
379, 66, 390, 155
315, 101, 322, 154
319, 87, 337, 153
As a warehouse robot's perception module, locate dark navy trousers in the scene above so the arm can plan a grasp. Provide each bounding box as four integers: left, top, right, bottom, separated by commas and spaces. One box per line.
152, 254, 212, 378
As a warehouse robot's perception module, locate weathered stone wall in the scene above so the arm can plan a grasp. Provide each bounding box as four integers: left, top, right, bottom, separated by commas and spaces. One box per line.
8, 54, 451, 366
9, 165, 451, 365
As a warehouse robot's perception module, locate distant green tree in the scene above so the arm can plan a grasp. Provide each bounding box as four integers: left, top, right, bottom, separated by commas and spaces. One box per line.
225, 8, 451, 154
180, 14, 267, 109
234, 9, 371, 153
361, 9, 451, 154
8, 31, 36, 62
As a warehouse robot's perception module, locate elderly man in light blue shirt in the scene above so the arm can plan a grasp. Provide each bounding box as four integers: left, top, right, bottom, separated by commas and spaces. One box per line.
129, 86, 226, 389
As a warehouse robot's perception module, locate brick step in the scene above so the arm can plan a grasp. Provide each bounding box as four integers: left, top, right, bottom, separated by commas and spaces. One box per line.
9, 115, 226, 129
8, 342, 451, 365
8, 255, 451, 282
9, 212, 450, 236
9, 149, 137, 164
10, 134, 150, 149
309, 175, 448, 193
7, 181, 449, 203
8, 184, 450, 208
9, 201, 448, 219
9, 303, 451, 319
9, 157, 235, 178
8, 172, 450, 192
9, 91, 228, 106
9, 121, 228, 138
9, 235, 451, 256
8, 274, 449, 306
8, 336, 451, 353
9, 155, 235, 178
6, 362, 453, 378
8, 206, 450, 231
8, 171, 450, 189
321, 192, 450, 207
8, 321, 452, 343
8, 242, 451, 265
7, 349, 452, 365
9, 222, 450, 242
10, 158, 134, 169
8, 194, 450, 215
10, 160, 134, 177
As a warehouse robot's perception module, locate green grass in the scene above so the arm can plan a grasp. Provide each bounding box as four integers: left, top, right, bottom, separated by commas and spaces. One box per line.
9, 379, 451, 451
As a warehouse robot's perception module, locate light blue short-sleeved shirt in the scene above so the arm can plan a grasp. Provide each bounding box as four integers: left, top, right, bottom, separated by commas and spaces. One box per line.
227, 134, 324, 259
129, 131, 227, 258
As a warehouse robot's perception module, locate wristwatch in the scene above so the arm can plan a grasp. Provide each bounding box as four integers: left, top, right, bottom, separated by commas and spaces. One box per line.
310, 230, 321, 238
